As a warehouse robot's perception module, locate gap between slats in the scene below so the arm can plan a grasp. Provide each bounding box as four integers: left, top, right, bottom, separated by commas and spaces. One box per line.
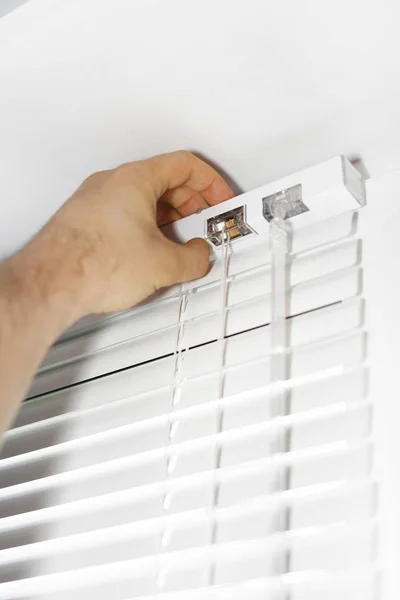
0, 521, 376, 598
38, 238, 361, 375
57, 212, 357, 344
0, 479, 376, 572
0, 437, 372, 522
2, 361, 367, 460
19, 283, 362, 423
0, 390, 371, 488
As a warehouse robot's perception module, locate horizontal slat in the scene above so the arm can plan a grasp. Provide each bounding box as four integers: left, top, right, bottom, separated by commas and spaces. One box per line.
57, 212, 357, 343
30, 265, 362, 397
3, 300, 364, 456
179, 327, 365, 408
3, 207, 371, 597
0, 523, 375, 599
0, 482, 375, 581
1, 329, 367, 493
132, 569, 377, 600
18, 283, 362, 425
0, 435, 371, 544
3, 365, 367, 464
38, 238, 360, 376
0, 431, 371, 522
30, 240, 359, 395
0, 455, 373, 546
0, 380, 370, 489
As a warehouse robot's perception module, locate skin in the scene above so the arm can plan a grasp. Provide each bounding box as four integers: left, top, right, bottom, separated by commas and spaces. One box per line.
0, 151, 233, 434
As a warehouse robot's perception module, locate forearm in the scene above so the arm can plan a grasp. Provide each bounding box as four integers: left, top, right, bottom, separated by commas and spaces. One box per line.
0, 151, 232, 436
0, 225, 87, 434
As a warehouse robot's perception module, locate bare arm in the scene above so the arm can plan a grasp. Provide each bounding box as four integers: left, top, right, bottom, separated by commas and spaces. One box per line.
0, 151, 233, 434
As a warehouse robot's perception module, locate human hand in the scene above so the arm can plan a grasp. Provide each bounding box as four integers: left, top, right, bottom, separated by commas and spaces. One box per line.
0, 150, 235, 431
25, 150, 234, 321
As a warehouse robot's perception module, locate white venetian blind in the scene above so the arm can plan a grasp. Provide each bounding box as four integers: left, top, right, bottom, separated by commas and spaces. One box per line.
0, 157, 376, 599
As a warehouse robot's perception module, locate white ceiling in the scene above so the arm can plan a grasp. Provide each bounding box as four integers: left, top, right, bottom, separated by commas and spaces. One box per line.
0, 0, 399, 259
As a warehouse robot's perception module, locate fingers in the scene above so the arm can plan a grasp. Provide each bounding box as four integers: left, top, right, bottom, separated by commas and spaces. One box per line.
157, 238, 210, 288
147, 151, 234, 209
156, 200, 182, 227
118, 151, 233, 224
157, 187, 209, 226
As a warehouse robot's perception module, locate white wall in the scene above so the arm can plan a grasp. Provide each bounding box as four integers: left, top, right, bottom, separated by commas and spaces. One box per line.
0, 0, 399, 259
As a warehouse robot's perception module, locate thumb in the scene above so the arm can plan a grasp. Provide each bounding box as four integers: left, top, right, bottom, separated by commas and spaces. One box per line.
160, 238, 210, 287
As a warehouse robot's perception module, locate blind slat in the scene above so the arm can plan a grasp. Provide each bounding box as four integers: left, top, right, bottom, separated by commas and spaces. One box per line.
3, 364, 367, 460
37, 238, 360, 379
0, 524, 375, 599
1, 171, 374, 598
0, 440, 371, 518
0, 389, 370, 489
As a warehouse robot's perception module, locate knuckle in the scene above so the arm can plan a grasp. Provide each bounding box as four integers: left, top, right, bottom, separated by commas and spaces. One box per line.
114, 164, 132, 181
116, 161, 143, 178
114, 162, 151, 193
82, 170, 104, 186
174, 149, 193, 162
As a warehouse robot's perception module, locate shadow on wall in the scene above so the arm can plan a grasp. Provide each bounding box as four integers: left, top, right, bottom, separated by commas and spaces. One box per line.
349, 155, 370, 180
0, 0, 30, 19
